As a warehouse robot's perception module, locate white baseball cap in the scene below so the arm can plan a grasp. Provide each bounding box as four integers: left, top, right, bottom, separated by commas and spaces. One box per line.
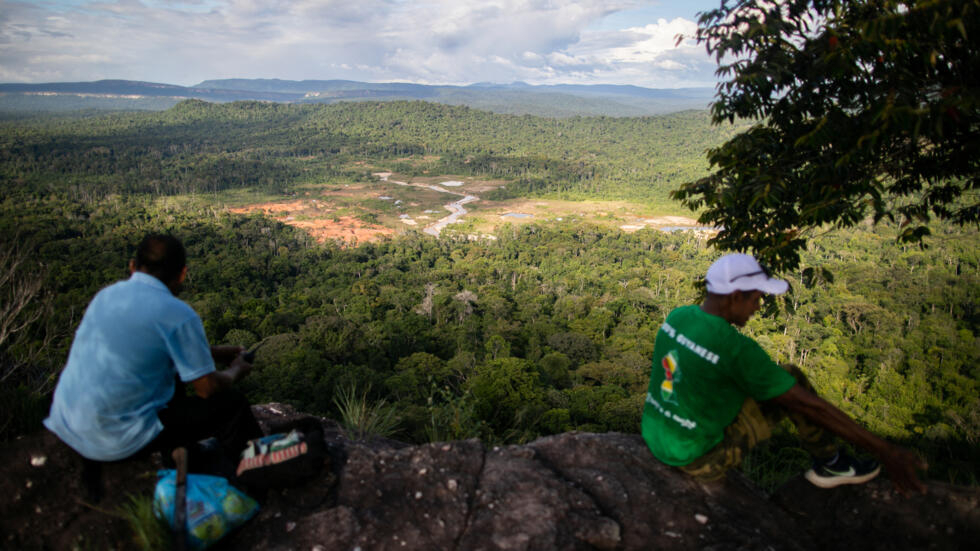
705, 253, 789, 295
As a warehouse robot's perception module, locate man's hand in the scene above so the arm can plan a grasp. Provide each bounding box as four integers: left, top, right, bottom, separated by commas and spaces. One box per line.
192, 350, 252, 398
227, 352, 253, 381
876, 443, 929, 496
211, 345, 245, 365
772, 384, 928, 496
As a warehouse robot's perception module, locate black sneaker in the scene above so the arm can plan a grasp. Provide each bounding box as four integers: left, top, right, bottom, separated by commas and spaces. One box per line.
804, 453, 881, 488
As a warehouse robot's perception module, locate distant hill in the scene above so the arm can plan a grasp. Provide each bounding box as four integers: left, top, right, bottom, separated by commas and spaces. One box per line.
0, 78, 714, 117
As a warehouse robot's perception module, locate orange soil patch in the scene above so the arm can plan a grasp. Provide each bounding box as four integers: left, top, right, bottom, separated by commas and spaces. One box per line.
228, 201, 394, 246
289, 217, 394, 245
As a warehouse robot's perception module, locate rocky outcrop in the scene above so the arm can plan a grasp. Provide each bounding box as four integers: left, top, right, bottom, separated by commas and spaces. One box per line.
2, 403, 977, 550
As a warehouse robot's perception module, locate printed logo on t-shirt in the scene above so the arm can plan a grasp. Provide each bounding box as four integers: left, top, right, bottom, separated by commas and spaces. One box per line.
660, 350, 681, 404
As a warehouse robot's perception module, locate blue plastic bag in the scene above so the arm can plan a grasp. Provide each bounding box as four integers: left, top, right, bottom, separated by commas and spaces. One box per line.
153, 469, 259, 550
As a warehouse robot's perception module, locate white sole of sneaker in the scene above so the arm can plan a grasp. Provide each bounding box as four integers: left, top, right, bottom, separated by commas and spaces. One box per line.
804, 465, 881, 488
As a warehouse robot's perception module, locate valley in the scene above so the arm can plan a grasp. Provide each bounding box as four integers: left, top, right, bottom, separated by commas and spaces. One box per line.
227, 170, 705, 246
1, 99, 976, 487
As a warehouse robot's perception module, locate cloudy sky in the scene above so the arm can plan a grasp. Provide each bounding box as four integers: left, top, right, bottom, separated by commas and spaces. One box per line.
0, 0, 722, 87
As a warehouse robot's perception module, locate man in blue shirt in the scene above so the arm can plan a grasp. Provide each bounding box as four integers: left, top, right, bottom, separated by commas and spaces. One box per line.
45, 235, 261, 493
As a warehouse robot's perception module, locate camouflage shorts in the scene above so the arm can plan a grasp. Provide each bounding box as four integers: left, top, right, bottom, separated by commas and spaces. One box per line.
679, 364, 837, 482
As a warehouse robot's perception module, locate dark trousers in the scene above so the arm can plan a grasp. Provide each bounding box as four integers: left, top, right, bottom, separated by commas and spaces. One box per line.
80, 385, 262, 501
154, 385, 263, 461
679, 364, 838, 482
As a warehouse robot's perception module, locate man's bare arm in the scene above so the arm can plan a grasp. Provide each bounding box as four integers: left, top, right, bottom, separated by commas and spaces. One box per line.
191, 353, 252, 399
771, 384, 928, 495
210, 345, 244, 365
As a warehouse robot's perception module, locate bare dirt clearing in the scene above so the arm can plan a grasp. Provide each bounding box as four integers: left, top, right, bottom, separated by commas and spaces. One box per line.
289, 217, 394, 244
226, 173, 704, 245
460, 198, 702, 233
405, 175, 505, 194
228, 201, 394, 246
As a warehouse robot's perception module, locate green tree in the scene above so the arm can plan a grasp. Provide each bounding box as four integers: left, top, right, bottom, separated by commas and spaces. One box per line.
466, 357, 546, 436
385, 352, 450, 402
675, 0, 980, 271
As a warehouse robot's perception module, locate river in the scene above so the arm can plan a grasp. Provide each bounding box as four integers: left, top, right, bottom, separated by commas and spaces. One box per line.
374, 172, 478, 237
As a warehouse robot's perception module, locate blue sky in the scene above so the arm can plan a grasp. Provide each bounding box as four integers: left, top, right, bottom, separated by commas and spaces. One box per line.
0, 1, 723, 87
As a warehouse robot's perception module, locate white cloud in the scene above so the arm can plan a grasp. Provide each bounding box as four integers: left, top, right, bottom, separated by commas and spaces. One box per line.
606, 18, 699, 63
0, 0, 717, 87
545, 52, 592, 68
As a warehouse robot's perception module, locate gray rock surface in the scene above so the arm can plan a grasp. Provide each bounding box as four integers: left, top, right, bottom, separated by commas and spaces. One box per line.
2, 403, 977, 550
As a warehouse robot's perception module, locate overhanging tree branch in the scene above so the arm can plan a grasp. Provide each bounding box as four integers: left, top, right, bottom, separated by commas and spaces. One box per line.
675, 0, 980, 271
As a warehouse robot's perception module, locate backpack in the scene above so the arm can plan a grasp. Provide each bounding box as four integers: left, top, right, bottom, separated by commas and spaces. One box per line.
153, 469, 259, 550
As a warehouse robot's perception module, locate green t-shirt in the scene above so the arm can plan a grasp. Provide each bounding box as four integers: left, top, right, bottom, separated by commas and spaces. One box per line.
641, 305, 795, 466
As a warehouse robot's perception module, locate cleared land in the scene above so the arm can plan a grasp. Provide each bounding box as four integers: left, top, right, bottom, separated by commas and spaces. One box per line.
226, 172, 703, 245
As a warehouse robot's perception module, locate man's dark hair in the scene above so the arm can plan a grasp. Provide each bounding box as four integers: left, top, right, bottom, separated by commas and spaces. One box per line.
134, 234, 186, 283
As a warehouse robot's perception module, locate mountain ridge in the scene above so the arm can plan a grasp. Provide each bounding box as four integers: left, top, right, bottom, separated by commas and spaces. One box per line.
0, 79, 715, 117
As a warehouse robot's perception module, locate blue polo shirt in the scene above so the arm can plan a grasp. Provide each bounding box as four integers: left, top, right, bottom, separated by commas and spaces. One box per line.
44, 272, 215, 461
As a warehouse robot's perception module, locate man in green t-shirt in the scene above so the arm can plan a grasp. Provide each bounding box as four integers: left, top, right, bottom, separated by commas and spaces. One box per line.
642, 253, 927, 494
